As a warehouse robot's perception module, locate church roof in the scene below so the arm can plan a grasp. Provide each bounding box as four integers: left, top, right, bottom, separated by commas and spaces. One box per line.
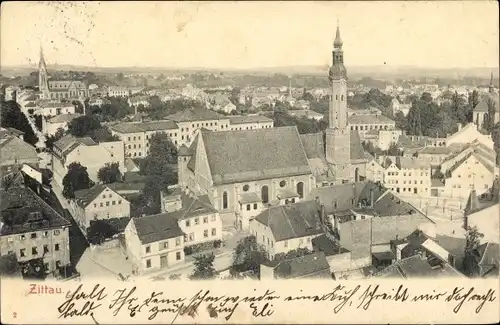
199, 126, 311, 185
474, 93, 499, 113
253, 200, 324, 242
350, 131, 366, 161
300, 133, 325, 159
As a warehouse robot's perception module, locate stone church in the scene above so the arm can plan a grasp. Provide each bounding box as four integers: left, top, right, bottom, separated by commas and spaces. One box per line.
176, 24, 367, 229
38, 46, 90, 100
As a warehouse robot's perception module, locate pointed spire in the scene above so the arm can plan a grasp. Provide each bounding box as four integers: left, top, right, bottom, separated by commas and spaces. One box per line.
334, 20, 343, 48
489, 72, 495, 94
464, 189, 480, 216
40, 44, 44, 60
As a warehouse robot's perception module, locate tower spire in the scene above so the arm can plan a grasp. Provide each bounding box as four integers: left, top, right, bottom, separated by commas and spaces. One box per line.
334, 20, 343, 48
489, 72, 494, 94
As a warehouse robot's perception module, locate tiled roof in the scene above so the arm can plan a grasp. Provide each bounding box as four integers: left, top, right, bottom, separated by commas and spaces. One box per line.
395, 156, 431, 169
74, 184, 108, 208
165, 108, 223, 122
132, 214, 184, 245
311, 234, 349, 256
299, 133, 325, 159
348, 114, 395, 125
350, 131, 366, 160
228, 115, 273, 125
0, 186, 70, 236
373, 191, 427, 218
110, 120, 178, 133
0, 136, 38, 166
200, 126, 311, 185
253, 200, 324, 241
238, 192, 261, 204
166, 193, 217, 221
48, 113, 82, 123
274, 252, 331, 279
418, 146, 452, 155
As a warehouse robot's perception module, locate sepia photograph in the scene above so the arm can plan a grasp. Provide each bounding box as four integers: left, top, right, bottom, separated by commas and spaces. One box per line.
0, 1, 498, 323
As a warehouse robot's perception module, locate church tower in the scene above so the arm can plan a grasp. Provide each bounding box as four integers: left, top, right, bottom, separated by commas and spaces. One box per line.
39, 45, 49, 99
489, 72, 495, 94
325, 23, 351, 182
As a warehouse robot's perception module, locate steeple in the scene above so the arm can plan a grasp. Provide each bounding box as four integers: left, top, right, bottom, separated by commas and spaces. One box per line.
334, 19, 343, 48
489, 72, 494, 94
39, 45, 46, 70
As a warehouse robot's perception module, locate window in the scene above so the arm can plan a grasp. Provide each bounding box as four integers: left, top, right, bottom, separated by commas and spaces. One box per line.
112, 201, 116, 205
211, 228, 216, 236
203, 216, 208, 224
195, 218, 199, 225
246, 204, 250, 211
279, 180, 286, 187
108, 194, 112, 198
54, 243, 60, 251
186, 220, 190, 227
102, 195, 106, 199
176, 252, 181, 260
31, 233, 37, 239
211, 214, 216, 221
253, 203, 258, 210
222, 191, 228, 209
242, 184, 250, 191
106, 201, 110, 206
284, 241, 288, 248
307, 237, 311, 243
176, 238, 181, 246
204, 230, 209, 238
54, 230, 60, 236
44, 245, 49, 254
20, 249, 26, 257
146, 259, 151, 268
100, 202, 103, 207
163, 241, 169, 250
189, 233, 194, 241
94, 203, 97, 208
118, 200, 122, 204
145, 245, 151, 253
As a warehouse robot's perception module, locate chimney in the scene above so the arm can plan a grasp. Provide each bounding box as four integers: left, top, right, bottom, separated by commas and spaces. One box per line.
370, 188, 375, 208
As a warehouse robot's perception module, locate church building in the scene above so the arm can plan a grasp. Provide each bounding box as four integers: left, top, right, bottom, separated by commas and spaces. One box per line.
38, 46, 90, 100
176, 24, 367, 229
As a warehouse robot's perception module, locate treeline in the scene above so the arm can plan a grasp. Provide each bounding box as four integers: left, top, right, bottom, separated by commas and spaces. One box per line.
0, 100, 38, 145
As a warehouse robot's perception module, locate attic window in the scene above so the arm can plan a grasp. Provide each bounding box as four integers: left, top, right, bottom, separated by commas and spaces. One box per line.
279, 180, 287, 188
243, 184, 250, 192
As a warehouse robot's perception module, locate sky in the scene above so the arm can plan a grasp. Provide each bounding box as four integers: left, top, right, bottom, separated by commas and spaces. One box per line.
1, 1, 499, 69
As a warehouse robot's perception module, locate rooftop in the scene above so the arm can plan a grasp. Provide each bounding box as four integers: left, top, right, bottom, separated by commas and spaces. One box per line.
348, 114, 395, 125
227, 115, 273, 125
110, 120, 178, 134
253, 200, 324, 242
273, 252, 331, 279
132, 214, 184, 245
0, 186, 70, 236
165, 108, 224, 122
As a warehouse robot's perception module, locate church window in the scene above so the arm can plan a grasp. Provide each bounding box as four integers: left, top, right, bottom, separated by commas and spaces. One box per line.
242, 184, 250, 192
261, 186, 269, 204
336, 95, 338, 100
222, 191, 228, 209
296, 182, 304, 198
279, 180, 286, 188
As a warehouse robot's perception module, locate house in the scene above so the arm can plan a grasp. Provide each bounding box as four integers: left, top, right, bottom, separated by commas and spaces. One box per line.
107, 86, 130, 97
41, 113, 81, 136
382, 156, 432, 196
124, 212, 185, 275
249, 200, 325, 260
463, 189, 499, 244
88, 97, 111, 108
472, 77, 499, 128
289, 109, 324, 121
0, 185, 71, 277
0, 126, 25, 140
445, 123, 494, 150
160, 189, 223, 248
309, 181, 435, 269
178, 127, 315, 229
70, 184, 131, 236
34, 100, 76, 117
348, 114, 396, 139
364, 153, 385, 183
128, 95, 151, 109
227, 115, 274, 131
390, 98, 410, 116
465, 242, 499, 278
259, 251, 331, 279
52, 135, 125, 185
0, 134, 39, 175
211, 93, 236, 114
373, 254, 463, 278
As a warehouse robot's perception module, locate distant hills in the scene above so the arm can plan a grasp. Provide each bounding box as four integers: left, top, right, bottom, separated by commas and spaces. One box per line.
1, 63, 498, 80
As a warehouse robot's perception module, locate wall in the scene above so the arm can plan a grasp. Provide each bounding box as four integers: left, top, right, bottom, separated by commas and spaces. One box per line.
326, 251, 352, 273
0, 227, 70, 273
179, 212, 222, 246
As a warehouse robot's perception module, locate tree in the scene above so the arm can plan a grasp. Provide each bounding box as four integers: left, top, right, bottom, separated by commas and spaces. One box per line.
485, 97, 497, 133
140, 133, 178, 210
87, 219, 121, 245
491, 122, 500, 165
98, 162, 122, 184
464, 226, 484, 276
232, 236, 269, 274
62, 162, 94, 199
393, 111, 408, 131
68, 115, 101, 137
190, 253, 216, 280
0, 100, 38, 145
386, 142, 402, 156
432, 166, 444, 179
45, 127, 66, 150
274, 248, 310, 261
406, 102, 422, 135
90, 126, 120, 142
